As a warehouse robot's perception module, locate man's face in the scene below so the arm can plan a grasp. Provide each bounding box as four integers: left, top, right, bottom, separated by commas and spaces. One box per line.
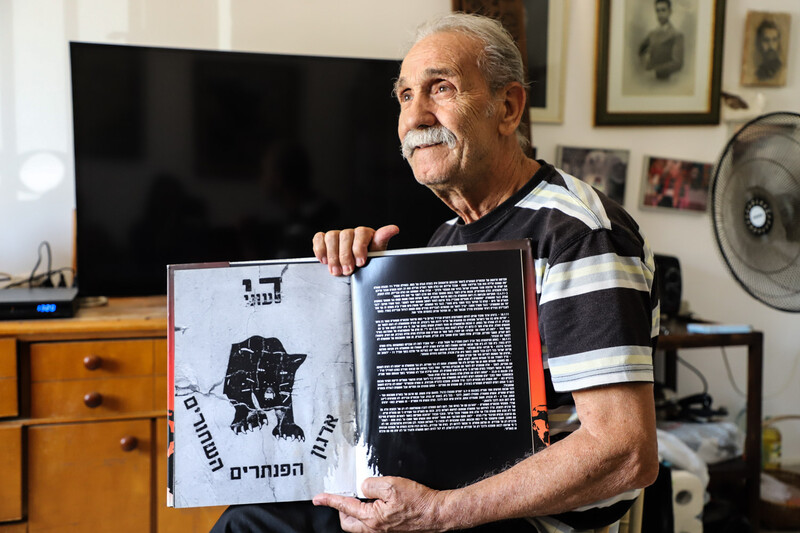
759, 27, 781, 56
655, 2, 671, 25
395, 31, 499, 188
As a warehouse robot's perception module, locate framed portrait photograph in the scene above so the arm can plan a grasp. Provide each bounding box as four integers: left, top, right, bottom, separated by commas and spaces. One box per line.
555, 145, 630, 205
595, 0, 726, 126
641, 156, 712, 212
524, 0, 569, 123
740, 11, 791, 87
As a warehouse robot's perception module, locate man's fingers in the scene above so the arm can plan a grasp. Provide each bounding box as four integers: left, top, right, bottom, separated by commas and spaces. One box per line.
370, 225, 400, 252
313, 225, 399, 276
312, 493, 368, 521
323, 230, 343, 276
352, 227, 377, 268
312, 232, 328, 264
338, 229, 356, 275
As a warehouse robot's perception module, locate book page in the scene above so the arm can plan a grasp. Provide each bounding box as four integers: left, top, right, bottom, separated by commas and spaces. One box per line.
169, 261, 357, 507
351, 249, 533, 492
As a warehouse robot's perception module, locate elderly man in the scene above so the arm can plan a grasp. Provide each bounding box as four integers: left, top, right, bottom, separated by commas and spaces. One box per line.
213, 12, 658, 533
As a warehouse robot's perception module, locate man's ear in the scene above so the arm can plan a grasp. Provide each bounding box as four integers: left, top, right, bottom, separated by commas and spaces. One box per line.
497, 82, 527, 138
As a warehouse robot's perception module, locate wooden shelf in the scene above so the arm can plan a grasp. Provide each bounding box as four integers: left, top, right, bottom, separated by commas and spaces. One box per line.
659, 318, 763, 529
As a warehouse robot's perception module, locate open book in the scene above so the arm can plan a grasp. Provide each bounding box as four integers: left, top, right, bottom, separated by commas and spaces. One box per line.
167, 240, 547, 508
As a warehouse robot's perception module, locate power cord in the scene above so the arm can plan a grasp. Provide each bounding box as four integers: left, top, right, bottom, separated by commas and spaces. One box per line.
30, 241, 53, 286
1, 241, 75, 289
720, 347, 747, 397
676, 354, 709, 394
723, 345, 800, 400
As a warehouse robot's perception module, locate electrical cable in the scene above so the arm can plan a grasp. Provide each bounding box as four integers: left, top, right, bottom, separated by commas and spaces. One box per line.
720, 347, 747, 398
2, 267, 75, 289
28, 241, 53, 287
676, 354, 709, 394
729, 344, 800, 401
1, 241, 75, 289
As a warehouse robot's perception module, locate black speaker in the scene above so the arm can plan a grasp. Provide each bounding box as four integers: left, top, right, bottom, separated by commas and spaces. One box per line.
654, 254, 682, 317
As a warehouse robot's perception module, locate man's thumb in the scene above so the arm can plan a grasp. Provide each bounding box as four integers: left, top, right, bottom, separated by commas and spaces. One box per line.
370, 225, 400, 251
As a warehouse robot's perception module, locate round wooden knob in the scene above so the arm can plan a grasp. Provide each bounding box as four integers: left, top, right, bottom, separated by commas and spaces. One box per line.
120, 436, 138, 452
83, 391, 103, 408
83, 355, 102, 370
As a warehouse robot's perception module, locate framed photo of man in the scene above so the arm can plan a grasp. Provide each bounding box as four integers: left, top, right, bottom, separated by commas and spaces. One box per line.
741, 11, 791, 87
595, 0, 726, 125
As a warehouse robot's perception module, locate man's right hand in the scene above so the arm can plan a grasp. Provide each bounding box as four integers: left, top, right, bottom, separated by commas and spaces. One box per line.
312, 225, 400, 276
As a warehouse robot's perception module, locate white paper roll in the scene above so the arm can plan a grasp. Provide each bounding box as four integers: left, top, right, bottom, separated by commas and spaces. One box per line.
672, 469, 704, 531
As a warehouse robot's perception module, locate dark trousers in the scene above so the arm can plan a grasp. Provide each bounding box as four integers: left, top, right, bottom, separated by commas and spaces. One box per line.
211, 502, 540, 533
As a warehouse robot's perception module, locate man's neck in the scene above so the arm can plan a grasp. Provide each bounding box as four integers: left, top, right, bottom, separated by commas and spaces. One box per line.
434, 153, 540, 224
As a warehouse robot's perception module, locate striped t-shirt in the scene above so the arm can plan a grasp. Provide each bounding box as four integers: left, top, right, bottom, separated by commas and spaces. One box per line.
427, 162, 659, 531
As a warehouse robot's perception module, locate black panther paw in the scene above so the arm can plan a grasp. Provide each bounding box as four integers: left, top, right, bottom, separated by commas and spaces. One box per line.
273, 423, 305, 441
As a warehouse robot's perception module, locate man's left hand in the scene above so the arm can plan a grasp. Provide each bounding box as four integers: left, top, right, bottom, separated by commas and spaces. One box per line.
313, 476, 451, 533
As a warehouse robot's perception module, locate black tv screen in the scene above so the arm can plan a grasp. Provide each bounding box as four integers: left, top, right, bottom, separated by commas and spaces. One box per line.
70, 42, 453, 297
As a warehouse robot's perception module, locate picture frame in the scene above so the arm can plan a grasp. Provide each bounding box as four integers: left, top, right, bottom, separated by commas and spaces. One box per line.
740, 11, 791, 87
525, 0, 570, 123
595, 0, 726, 126
555, 145, 629, 205
640, 155, 712, 212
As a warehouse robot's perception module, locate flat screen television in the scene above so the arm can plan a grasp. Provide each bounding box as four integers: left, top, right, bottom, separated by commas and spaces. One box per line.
70, 42, 453, 297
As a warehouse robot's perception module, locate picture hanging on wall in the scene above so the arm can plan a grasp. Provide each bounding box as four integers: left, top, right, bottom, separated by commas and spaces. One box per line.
524, 0, 569, 123
555, 145, 629, 205
595, 0, 726, 125
740, 11, 791, 87
641, 156, 712, 212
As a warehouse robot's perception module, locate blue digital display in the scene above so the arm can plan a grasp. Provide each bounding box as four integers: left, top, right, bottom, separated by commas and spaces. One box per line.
37, 303, 57, 313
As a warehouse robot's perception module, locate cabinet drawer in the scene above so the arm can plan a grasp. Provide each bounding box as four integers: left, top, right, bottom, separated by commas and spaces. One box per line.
28, 419, 152, 532
30, 339, 156, 382
31, 377, 155, 419
0, 425, 22, 522
0, 339, 18, 418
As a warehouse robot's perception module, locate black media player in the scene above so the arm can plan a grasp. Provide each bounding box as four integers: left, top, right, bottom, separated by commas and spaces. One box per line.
0, 287, 79, 320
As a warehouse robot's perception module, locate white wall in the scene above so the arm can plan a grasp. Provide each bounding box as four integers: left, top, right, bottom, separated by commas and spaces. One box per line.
1, 0, 799, 461
532, 0, 800, 464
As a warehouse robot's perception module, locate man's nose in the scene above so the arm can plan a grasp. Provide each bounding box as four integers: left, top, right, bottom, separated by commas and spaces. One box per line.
402, 95, 437, 132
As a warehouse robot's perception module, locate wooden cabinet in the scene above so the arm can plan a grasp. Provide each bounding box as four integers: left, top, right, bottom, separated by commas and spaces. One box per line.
0, 338, 18, 418
0, 425, 22, 523
0, 297, 224, 532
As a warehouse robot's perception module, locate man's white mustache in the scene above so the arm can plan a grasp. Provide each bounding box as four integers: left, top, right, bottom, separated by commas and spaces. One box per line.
401, 126, 457, 160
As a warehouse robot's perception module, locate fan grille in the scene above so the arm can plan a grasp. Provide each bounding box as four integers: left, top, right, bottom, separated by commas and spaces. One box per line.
711, 112, 800, 312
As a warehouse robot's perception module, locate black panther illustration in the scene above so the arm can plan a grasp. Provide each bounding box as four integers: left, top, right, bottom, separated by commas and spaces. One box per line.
223, 335, 306, 440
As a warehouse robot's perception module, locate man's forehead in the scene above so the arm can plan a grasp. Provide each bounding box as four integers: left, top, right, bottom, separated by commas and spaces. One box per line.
397, 33, 479, 85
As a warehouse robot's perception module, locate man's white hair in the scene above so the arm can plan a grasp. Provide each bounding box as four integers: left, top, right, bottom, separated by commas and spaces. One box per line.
405, 12, 531, 149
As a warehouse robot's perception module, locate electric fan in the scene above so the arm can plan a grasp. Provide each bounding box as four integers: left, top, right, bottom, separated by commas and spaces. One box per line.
711, 111, 800, 312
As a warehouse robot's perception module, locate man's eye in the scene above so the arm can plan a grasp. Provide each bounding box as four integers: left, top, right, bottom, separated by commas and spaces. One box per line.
400, 92, 412, 102
433, 83, 453, 96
